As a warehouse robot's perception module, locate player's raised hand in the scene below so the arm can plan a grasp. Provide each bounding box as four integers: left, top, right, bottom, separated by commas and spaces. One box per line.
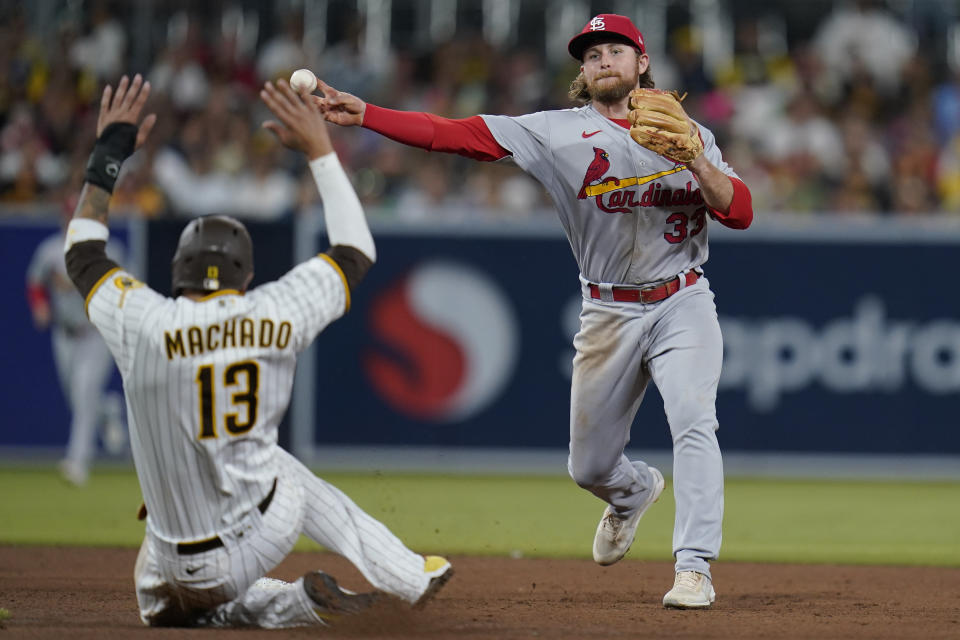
260, 79, 334, 160
310, 79, 366, 127
96, 74, 157, 149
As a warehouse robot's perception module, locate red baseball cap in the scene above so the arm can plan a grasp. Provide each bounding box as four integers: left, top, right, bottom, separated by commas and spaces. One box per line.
568, 14, 646, 60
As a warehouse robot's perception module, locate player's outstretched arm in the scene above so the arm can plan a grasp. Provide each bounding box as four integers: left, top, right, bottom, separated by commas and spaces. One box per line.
310, 80, 508, 162
310, 79, 366, 127
261, 80, 375, 291
66, 74, 156, 300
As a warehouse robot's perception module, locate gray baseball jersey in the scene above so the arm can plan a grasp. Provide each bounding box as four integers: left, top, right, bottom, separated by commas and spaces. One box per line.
482, 104, 739, 285
480, 104, 740, 578
27, 232, 125, 482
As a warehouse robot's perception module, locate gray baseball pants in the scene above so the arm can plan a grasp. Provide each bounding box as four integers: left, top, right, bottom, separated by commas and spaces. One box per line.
567, 277, 724, 578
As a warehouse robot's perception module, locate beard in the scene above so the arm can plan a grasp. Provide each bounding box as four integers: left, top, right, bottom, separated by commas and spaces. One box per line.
586, 72, 637, 104
587, 65, 640, 104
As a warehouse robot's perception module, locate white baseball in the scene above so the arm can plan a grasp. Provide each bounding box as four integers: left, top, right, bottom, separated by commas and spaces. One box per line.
289, 68, 317, 94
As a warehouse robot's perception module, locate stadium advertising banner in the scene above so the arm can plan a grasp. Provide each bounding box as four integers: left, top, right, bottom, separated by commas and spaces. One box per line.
310, 222, 960, 455
2, 217, 959, 455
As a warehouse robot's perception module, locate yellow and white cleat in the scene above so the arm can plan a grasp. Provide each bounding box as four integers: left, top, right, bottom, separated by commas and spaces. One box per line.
414, 556, 454, 608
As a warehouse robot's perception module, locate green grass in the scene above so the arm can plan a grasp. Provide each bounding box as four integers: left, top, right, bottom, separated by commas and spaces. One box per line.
723, 479, 960, 565
1, 467, 959, 566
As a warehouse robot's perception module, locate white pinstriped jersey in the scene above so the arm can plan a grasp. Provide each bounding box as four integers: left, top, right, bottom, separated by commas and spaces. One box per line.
86, 255, 348, 543
481, 105, 740, 285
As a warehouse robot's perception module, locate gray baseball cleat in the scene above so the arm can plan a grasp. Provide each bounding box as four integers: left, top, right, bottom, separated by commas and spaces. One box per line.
662, 570, 716, 609
302, 571, 384, 623
592, 466, 665, 565
58, 459, 88, 487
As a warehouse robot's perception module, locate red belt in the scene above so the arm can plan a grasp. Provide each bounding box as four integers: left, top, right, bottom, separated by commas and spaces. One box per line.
588, 271, 700, 304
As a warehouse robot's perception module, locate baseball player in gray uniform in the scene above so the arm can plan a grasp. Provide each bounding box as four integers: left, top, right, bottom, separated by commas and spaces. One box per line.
27, 226, 126, 486
312, 14, 753, 608
63, 74, 452, 628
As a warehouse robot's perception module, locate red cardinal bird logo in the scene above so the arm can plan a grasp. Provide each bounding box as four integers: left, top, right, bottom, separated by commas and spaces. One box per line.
578, 147, 610, 199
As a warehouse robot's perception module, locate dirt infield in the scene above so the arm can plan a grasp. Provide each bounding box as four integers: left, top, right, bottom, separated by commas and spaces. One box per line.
1, 546, 958, 639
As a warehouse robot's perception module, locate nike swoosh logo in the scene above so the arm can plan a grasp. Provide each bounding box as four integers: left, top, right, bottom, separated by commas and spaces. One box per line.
185, 567, 200, 575
582, 130, 602, 138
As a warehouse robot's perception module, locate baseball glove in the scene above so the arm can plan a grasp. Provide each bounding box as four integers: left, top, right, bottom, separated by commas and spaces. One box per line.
627, 89, 703, 164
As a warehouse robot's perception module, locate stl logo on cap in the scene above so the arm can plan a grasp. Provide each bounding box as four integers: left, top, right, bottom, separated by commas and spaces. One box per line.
589, 16, 606, 31
569, 13, 646, 60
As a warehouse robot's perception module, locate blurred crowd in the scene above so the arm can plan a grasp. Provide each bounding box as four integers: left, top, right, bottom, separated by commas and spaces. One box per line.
1, 0, 959, 222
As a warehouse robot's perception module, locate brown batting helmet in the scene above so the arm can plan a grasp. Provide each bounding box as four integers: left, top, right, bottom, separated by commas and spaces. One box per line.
171, 215, 254, 296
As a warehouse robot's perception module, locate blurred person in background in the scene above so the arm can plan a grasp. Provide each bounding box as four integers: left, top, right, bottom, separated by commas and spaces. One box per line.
763, 92, 844, 179
150, 110, 228, 215
151, 106, 296, 219
230, 128, 298, 219
25, 207, 126, 486
932, 65, 960, 143
318, 10, 392, 100
669, 26, 713, 97
813, 0, 916, 100
149, 11, 211, 112
487, 48, 548, 116
393, 155, 467, 222
932, 64, 960, 211
208, 6, 259, 92
68, 0, 127, 82
463, 161, 549, 219
0, 0, 957, 219
752, 91, 841, 212
936, 135, 960, 212
720, 18, 793, 149
110, 151, 166, 217
886, 96, 940, 214
836, 113, 891, 210
256, 13, 309, 83
0, 99, 73, 204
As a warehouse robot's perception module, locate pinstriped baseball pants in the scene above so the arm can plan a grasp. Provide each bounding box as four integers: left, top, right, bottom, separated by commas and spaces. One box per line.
135, 449, 432, 628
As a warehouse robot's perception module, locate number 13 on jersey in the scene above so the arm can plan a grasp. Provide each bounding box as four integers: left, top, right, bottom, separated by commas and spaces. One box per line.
195, 361, 260, 439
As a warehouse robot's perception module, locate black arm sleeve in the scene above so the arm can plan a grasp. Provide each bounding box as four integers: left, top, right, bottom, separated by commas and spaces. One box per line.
65, 240, 120, 301
324, 245, 374, 292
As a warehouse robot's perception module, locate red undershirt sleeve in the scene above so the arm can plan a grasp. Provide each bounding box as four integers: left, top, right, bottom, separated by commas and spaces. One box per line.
26, 283, 49, 311
362, 103, 510, 162
708, 176, 753, 230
